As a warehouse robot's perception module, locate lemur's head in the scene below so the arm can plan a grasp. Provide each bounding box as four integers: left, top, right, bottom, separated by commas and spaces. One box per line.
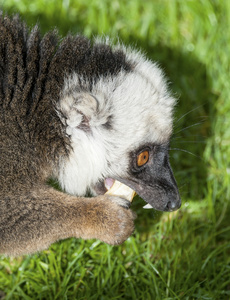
57, 40, 181, 212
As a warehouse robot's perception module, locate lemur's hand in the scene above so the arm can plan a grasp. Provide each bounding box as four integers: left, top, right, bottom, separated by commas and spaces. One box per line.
80, 194, 136, 245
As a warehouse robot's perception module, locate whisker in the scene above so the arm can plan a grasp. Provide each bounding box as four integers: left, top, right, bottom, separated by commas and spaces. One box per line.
169, 147, 203, 160
174, 120, 206, 135
172, 140, 206, 144
175, 105, 205, 124
178, 186, 190, 195
178, 183, 189, 189
171, 134, 206, 142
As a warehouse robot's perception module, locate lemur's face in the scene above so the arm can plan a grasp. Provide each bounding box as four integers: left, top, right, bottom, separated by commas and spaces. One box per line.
93, 142, 180, 212
58, 46, 181, 212
119, 144, 180, 211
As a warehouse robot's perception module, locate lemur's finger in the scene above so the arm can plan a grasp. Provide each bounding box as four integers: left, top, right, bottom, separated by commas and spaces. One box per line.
106, 195, 131, 209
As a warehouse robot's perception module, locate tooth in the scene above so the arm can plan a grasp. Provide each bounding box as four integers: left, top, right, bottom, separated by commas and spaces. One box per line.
143, 204, 153, 209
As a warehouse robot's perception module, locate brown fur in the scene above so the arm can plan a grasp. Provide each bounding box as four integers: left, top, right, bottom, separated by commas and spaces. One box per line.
0, 13, 135, 256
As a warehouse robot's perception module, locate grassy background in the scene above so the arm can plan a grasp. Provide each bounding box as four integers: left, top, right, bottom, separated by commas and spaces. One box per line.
0, 0, 230, 299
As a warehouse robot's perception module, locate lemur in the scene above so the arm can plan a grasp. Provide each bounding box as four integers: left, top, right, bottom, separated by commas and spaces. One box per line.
0, 13, 181, 256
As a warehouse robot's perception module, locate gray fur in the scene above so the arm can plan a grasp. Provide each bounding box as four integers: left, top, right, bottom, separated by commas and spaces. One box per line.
0, 13, 180, 256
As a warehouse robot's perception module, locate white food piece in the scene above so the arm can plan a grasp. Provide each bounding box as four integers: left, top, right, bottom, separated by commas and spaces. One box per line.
143, 203, 153, 209
105, 180, 135, 202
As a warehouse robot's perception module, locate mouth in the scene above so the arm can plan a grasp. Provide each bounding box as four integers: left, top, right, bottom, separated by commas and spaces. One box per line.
94, 178, 120, 194
104, 178, 115, 191
94, 178, 154, 209
93, 178, 115, 195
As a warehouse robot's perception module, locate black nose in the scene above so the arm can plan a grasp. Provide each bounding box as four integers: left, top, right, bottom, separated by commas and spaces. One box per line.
165, 198, 181, 212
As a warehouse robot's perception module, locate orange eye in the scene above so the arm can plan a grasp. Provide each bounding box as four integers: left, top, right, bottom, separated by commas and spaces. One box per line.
137, 150, 149, 167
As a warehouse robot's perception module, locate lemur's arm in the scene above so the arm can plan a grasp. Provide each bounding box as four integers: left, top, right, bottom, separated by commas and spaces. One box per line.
0, 186, 135, 256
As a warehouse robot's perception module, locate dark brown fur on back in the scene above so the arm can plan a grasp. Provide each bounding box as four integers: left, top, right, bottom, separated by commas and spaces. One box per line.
0, 13, 133, 188
0, 13, 135, 256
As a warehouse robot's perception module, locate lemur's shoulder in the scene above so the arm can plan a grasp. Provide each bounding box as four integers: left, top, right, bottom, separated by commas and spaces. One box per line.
0, 13, 135, 188
0, 13, 134, 144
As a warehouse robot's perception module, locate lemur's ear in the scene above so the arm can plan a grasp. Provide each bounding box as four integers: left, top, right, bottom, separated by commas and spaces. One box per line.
58, 93, 98, 132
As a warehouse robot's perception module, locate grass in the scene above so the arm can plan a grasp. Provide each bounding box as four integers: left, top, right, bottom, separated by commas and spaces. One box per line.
0, 0, 230, 299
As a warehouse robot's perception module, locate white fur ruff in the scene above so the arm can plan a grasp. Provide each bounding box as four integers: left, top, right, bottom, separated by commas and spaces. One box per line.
57, 45, 176, 196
